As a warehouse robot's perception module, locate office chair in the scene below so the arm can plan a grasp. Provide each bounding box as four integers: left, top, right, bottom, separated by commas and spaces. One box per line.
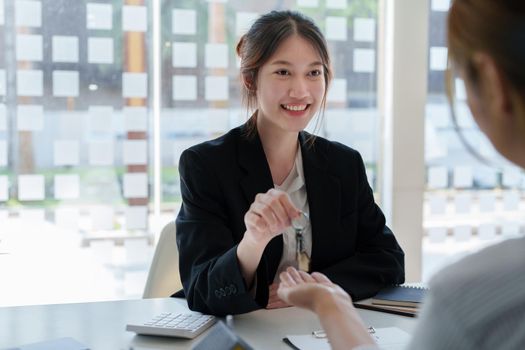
143, 221, 182, 298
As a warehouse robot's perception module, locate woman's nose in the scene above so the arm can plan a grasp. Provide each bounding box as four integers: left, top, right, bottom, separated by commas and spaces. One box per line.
289, 77, 309, 99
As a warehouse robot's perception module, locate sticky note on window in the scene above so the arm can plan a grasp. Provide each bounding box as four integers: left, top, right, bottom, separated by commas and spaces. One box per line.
17, 105, 44, 131
429, 195, 446, 215
125, 206, 148, 230
18, 174, 45, 201
124, 106, 148, 132
326, 17, 347, 41
503, 191, 519, 211
427, 166, 448, 189
52, 36, 79, 63
236, 12, 258, 36
354, 18, 375, 42
431, 0, 451, 12
172, 42, 197, 68
17, 70, 43, 96
478, 193, 495, 212
353, 49, 375, 73
453, 166, 473, 188
0, 140, 7, 167
502, 223, 520, 238
123, 5, 147, 32
90, 206, 114, 230
0, 175, 8, 201
326, 0, 347, 9
428, 227, 447, 243
54, 174, 80, 199
205, 76, 229, 101
453, 225, 471, 242
430, 47, 448, 71
123, 73, 148, 98
88, 37, 114, 64
16, 0, 41, 27
123, 140, 148, 165
87, 3, 112, 30
16, 34, 43, 61
55, 208, 80, 229
89, 140, 114, 166
478, 224, 496, 240
173, 75, 197, 101
0, 70, 5, 96
205, 43, 229, 69
172, 9, 196, 35
454, 193, 471, 214
54, 140, 80, 166
53, 70, 79, 97
89, 105, 113, 133
327, 79, 346, 103
123, 173, 148, 198
297, 0, 319, 7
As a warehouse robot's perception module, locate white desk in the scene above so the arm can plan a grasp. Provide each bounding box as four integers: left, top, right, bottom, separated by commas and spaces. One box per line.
0, 298, 417, 349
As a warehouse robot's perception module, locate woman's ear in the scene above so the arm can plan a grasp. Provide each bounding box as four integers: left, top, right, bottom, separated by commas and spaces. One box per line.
242, 73, 255, 93
471, 52, 514, 120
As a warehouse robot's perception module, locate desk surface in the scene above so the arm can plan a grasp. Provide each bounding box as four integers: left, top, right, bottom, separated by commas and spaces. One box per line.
0, 298, 417, 349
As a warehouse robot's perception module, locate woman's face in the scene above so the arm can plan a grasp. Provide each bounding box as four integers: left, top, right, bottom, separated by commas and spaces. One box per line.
254, 35, 326, 135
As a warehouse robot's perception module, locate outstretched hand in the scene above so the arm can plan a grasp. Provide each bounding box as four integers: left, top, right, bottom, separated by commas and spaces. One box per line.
277, 267, 352, 313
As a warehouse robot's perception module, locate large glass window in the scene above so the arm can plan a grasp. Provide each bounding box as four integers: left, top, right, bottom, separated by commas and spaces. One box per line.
1, 0, 383, 306
423, 0, 525, 278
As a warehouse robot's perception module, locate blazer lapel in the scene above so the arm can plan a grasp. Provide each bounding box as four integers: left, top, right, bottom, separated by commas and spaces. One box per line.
299, 133, 341, 270
236, 127, 283, 281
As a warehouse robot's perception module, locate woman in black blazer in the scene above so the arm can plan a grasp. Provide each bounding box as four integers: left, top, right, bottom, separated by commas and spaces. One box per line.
175, 11, 404, 316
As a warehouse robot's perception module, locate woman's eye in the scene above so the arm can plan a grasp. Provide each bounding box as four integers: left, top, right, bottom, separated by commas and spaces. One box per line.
309, 70, 322, 77
275, 70, 290, 76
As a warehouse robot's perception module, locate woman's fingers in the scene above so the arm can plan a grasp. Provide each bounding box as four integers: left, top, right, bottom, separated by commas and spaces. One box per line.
311, 272, 333, 285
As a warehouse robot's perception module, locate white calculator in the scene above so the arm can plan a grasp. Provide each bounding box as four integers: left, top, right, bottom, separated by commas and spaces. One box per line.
126, 312, 217, 339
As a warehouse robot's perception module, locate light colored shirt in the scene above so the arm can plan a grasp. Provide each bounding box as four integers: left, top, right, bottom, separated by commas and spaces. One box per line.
407, 236, 525, 350
354, 236, 525, 350
273, 145, 311, 282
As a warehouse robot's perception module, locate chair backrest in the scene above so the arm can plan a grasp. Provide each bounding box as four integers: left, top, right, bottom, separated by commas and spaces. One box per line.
143, 221, 182, 298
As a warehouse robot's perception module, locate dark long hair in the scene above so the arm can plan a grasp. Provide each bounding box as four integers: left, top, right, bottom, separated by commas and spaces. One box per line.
236, 10, 333, 138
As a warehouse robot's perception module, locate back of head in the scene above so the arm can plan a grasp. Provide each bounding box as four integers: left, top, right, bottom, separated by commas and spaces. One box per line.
447, 0, 525, 98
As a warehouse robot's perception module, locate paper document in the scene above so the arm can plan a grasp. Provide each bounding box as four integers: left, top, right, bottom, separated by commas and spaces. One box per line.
284, 327, 411, 350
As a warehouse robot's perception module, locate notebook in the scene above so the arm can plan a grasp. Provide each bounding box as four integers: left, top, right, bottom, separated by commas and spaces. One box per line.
371, 285, 428, 308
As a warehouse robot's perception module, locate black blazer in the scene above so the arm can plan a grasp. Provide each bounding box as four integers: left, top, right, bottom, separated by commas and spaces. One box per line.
175, 124, 404, 315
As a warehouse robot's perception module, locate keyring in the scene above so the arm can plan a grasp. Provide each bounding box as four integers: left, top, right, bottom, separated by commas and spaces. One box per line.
291, 211, 309, 231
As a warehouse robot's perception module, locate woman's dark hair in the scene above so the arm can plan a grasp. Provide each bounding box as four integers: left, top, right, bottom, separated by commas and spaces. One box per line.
236, 10, 332, 138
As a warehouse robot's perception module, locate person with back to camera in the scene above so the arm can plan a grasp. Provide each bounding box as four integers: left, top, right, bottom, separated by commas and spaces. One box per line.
175, 10, 405, 316
277, 1, 525, 349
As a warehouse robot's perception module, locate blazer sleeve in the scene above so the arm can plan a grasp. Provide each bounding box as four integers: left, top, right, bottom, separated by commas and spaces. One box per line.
320, 151, 405, 300
175, 149, 270, 316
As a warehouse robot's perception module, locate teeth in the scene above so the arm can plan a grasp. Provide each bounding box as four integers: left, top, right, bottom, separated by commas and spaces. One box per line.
283, 104, 307, 111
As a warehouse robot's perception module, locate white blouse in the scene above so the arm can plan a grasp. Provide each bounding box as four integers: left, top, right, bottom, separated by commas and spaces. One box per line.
273, 145, 312, 283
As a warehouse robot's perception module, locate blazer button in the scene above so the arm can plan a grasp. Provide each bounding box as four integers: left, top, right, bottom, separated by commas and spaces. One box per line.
215, 290, 222, 299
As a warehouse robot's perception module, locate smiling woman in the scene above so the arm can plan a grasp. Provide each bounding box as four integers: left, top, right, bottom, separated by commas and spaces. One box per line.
174, 10, 405, 316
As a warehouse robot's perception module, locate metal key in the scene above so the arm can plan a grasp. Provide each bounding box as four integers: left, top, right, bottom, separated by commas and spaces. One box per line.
292, 211, 311, 272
